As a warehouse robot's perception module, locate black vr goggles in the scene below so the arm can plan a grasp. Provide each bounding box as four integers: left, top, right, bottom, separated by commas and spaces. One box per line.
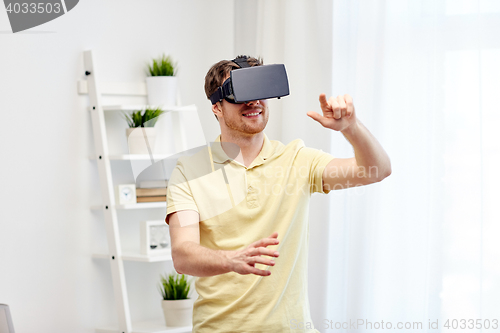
209, 56, 290, 105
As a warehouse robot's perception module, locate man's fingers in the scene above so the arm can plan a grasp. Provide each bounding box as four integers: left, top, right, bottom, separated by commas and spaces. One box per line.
337, 95, 347, 117
235, 262, 272, 276
307, 111, 328, 127
318, 93, 353, 119
249, 247, 280, 258
344, 93, 353, 104
269, 232, 278, 239
251, 235, 280, 248
248, 267, 272, 276
331, 96, 341, 119
248, 256, 276, 267
345, 94, 354, 117
319, 93, 329, 112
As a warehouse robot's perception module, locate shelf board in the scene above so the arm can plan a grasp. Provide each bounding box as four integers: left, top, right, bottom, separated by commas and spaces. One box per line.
92, 252, 172, 262
109, 154, 169, 160
90, 150, 195, 161
90, 154, 170, 161
91, 202, 166, 210
89, 104, 197, 112
96, 320, 192, 333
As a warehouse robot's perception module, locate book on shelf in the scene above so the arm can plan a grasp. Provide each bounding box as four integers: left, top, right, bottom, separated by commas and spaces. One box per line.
136, 187, 167, 197
137, 195, 166, 203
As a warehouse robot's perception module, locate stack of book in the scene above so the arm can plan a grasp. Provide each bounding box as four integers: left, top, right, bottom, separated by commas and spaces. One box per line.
136, 180, 167, 203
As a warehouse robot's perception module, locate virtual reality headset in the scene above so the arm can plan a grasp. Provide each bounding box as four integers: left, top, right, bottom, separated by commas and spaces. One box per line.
209, 56, 290, 105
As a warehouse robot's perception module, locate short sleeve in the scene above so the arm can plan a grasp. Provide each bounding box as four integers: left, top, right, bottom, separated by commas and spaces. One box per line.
165, 164, 199, 224
296, 147, 335, 194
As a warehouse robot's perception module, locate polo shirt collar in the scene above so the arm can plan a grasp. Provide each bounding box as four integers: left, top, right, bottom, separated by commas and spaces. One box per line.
211, 134, 274, 167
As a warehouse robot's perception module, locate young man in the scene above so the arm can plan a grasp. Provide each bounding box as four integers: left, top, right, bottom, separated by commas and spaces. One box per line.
165, 56, 391, 332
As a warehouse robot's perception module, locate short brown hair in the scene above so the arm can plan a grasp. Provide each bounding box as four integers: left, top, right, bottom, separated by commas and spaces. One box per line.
204, 55, 263, 100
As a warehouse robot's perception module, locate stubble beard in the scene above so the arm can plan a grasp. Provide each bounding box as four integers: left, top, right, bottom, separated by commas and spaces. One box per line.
222, 104, 269, 135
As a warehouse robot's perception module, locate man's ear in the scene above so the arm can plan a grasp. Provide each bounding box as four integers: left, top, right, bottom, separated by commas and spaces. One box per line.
212, 102, 222, 120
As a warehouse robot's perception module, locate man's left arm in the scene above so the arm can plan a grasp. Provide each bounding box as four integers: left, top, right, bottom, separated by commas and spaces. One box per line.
307, 93, 392, 191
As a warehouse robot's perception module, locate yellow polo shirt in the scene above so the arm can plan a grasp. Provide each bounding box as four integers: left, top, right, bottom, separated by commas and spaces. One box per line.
166, 134, 334, 333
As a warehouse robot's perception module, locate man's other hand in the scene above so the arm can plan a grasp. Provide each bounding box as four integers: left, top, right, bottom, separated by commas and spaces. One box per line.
227, 232, 280, 276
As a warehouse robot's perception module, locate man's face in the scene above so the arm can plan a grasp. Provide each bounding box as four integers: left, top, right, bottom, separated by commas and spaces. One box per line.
218, 98, 269, 135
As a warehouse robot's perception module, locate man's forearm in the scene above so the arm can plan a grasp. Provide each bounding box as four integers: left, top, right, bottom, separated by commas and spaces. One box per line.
341, 120, 392, 181
172, 241, 233, 277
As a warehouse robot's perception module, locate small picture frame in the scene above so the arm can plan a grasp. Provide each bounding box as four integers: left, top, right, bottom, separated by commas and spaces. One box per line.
117, 184, 137, 205
140, 220, 170, 256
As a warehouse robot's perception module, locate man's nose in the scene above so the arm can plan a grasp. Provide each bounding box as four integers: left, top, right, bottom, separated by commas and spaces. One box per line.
244, 100, 260, 106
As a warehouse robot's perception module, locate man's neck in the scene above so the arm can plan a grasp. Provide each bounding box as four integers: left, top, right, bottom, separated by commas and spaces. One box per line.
220, 131, 264, 168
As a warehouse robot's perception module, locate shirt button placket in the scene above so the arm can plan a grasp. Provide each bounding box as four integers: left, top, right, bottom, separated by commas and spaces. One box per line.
246, 171, 259, 208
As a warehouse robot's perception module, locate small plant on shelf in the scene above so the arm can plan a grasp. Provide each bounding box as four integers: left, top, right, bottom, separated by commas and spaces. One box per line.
158, 272, 191, 300
145, 54, 178, 107
158, 272, 194, 327
147, 54, 177, 77
123, 107, 164, 128
123, 107, 164, 154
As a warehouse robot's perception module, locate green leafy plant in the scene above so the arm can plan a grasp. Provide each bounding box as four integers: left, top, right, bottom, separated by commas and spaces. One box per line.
123, 107, 164, 128
158, 272, 191, 300
147, 54, 177, 77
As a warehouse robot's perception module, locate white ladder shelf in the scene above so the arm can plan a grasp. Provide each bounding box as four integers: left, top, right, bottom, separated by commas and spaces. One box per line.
81, 50, 193, 333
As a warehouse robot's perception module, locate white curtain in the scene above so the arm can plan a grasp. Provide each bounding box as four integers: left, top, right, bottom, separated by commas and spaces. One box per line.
327, 0, 500, 332
236, 0, 500, 331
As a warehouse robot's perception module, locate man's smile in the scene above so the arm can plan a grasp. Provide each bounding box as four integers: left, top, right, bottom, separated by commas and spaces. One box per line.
242, 111, 262, 118
242, 106, 264, 118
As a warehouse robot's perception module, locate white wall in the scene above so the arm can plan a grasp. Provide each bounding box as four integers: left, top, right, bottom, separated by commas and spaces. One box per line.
0, 1, 234, 332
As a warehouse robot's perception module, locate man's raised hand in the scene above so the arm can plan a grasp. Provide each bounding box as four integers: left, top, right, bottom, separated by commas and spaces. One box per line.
307, 93, 357, 132
227, 232, 280, 277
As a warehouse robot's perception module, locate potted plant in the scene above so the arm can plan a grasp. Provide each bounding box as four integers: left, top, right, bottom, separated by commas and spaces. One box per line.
158, 272, 193, 327
146, 54, 178, 107
123, 107, 164, 154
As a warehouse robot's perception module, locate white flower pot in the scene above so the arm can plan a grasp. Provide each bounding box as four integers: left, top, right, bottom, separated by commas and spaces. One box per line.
146, 76, 178, 107
161, 298, 193, 327
126, 127, 156, 154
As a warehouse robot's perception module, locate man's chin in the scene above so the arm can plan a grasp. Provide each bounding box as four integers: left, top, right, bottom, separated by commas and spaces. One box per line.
239, 126, 266, 135
223, 117, 268, 135
246, 122, 267, 133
